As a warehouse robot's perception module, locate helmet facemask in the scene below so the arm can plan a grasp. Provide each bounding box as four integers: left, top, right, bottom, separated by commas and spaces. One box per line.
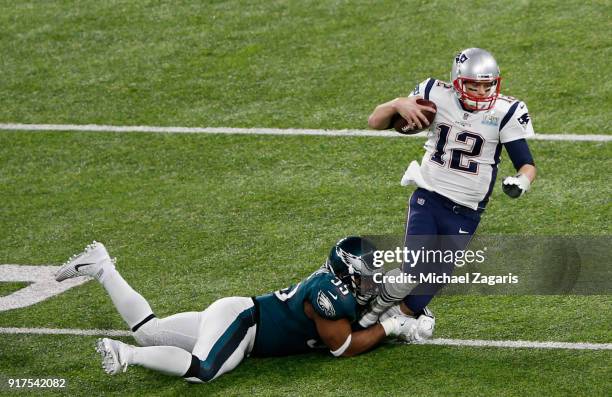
451, 48, 501, 111
453, 77, 501, 111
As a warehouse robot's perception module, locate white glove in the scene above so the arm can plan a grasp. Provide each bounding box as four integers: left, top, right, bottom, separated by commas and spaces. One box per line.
397, 314, 435, 342
502, 173, 530, 198
380, 315, 419, 337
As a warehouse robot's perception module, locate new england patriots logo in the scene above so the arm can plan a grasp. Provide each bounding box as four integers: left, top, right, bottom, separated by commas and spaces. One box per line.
518, 113, 531, 126
455, 53, 469, 64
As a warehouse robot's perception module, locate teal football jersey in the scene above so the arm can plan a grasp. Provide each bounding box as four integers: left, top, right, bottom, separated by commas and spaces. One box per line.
252, 268, 358, 357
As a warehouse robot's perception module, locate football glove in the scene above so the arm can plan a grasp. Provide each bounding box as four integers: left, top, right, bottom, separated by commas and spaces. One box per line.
502, 173, 530, 198
397, 313, 435, 342
380, 315, 419, 337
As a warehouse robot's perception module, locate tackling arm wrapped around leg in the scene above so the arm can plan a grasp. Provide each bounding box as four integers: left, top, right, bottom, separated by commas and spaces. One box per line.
358, 268, 417, 328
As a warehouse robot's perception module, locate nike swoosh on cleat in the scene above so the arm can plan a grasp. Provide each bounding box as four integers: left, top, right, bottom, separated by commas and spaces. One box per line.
74, 263, 96, 271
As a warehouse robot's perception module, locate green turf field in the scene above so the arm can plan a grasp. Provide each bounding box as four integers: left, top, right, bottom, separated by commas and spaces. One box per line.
0, 1, 610, 396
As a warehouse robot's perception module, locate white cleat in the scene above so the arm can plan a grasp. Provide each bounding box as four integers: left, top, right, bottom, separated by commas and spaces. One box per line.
55, 241, 115, 282
96, 338, 132, 375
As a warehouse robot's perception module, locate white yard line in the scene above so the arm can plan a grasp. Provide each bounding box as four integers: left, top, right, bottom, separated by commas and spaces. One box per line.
417, 338, 612, 350
0, 123, 610, 142
1, 327, 610, 350
0, 327, 132, 337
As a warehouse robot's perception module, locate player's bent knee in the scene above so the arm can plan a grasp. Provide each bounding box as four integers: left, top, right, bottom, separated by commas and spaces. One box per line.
132, 317, 159, 346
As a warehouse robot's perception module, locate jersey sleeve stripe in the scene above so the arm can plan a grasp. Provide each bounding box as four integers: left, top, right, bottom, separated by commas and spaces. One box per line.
499, 101, 520, 132
330, 334, 352, 357
424, 78, 436, 100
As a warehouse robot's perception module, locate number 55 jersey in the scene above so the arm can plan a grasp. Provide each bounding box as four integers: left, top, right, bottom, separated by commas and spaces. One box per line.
410, 78, 535, 210
251, 269, 358, 357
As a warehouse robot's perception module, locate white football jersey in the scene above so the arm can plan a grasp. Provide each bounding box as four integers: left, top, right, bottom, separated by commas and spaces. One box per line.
409, 78, 535, 210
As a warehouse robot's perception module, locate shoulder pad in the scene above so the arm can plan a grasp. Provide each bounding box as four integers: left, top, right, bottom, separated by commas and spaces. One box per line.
410, 77, 433, 97
495, 94, 521, 111
422, 78, 452, 101
308, 274, 357, 322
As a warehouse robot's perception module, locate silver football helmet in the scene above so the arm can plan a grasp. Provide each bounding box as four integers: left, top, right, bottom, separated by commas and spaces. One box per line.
451, 48, 501, 111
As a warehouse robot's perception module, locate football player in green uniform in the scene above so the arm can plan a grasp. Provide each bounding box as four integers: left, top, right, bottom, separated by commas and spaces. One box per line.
56, 237, 415, 383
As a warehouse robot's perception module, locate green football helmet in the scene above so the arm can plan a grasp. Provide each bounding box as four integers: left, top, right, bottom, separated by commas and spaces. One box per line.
325, 236, 377, 305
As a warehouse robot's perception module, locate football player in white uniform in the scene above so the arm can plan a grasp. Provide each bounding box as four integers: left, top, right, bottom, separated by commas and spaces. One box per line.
360, 48, 537, 331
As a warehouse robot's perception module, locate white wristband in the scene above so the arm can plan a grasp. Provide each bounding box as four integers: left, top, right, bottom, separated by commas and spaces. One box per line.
330, 334, 352, 357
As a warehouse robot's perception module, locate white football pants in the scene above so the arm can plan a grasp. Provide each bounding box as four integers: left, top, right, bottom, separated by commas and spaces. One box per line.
99, 266, 256, 382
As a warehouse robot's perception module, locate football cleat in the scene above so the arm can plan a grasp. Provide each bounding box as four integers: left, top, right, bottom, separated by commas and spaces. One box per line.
55, 241, 115, 282
96, 338, 132, 375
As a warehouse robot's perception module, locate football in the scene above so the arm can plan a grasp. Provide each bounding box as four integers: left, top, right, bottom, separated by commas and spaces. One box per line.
392, 99, 437, 134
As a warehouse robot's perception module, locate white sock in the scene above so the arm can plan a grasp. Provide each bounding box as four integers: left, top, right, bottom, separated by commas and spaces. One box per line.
99, 267, 154, 330
131, 345, 193, 377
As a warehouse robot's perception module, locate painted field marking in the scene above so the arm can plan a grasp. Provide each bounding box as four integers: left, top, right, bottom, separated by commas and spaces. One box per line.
0, 327, 131, 337
0, 265, 91, 312
1, 327, 610, 350
416, 338, 612, 350
0, 123, 610, 142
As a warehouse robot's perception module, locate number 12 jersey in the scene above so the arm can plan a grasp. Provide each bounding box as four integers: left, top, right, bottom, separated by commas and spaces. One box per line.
410, 78, 534, 210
